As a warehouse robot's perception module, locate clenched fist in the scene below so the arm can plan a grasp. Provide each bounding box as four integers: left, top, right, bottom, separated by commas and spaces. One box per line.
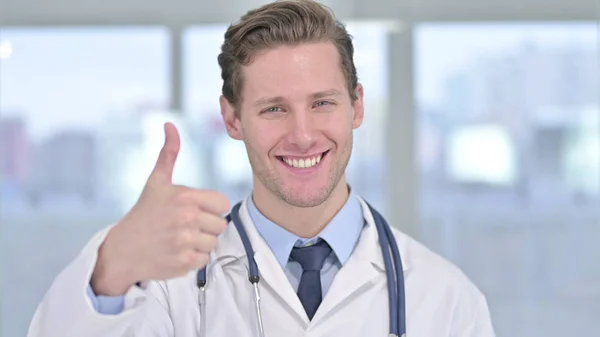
91, 122, 231, 296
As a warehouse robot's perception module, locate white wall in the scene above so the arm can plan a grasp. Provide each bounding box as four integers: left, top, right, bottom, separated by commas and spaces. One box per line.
1, 0, 597, 26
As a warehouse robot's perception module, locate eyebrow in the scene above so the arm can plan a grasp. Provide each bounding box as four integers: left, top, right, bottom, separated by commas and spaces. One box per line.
252, 89, 343, 107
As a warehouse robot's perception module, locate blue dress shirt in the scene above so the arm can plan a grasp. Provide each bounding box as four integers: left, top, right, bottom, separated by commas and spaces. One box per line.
87, 193, 364, 314
247, 193, 364, 297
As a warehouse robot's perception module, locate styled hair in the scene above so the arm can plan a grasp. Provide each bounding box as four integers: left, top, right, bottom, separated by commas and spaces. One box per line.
218, 0, 358, 114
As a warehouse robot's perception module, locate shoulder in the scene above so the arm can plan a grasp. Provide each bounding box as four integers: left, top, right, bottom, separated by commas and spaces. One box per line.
390, 227, 472, 286
389, 228, 495, 335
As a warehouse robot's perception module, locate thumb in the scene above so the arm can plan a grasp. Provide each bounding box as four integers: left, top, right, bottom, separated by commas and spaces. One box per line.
148, 122, 180, 185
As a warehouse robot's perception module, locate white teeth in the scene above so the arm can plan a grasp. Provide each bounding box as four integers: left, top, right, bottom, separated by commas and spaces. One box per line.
282, 153, 323, 168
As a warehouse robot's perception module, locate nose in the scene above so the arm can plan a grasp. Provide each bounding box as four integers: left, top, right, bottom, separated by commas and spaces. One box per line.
286, 109, 317, 150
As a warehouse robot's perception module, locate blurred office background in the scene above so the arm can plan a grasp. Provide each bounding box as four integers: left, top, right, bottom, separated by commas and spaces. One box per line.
0, 0, 598, 336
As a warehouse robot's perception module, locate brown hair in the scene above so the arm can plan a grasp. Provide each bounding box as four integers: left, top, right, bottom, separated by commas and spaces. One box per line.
218, 0, 358, 114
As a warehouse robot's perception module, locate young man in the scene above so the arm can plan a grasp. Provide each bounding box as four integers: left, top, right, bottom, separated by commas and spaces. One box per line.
28, 1, 495, 336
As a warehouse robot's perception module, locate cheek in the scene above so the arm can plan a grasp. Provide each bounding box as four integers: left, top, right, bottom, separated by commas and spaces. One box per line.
243, 122, 281, 155
321, 114, 353, 140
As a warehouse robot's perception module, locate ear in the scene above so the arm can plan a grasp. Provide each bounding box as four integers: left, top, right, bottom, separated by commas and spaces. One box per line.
351, 83, 365, 129
220, 95, 243, 140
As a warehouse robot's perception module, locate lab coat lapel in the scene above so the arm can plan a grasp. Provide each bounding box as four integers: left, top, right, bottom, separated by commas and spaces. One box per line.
237, 199, 310, 324
216, 196, 411, 327
311, 197, 404, 324
312, 198, 385, 324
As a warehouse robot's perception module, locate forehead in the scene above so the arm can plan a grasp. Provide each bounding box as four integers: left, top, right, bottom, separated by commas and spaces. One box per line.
240, 42, 347, 102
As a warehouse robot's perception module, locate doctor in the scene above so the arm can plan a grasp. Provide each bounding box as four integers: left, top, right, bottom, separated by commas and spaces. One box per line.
28, 1, 495, 336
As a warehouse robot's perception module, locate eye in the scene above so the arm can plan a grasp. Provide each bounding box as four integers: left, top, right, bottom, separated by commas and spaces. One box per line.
314, 100, 335, 108
262, 106, 282, 114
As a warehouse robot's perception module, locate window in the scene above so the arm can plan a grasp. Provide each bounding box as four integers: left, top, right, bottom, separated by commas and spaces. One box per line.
415, 22, 599, 337
0, 27, 170, 337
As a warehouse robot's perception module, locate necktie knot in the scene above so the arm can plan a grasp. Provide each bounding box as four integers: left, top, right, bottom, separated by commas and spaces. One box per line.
290, 240, 332, 271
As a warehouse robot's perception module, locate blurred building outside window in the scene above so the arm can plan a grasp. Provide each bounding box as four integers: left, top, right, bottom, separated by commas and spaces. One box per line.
415, 22, 599, 337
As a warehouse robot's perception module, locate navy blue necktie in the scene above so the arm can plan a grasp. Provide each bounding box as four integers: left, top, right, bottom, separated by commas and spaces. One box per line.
290, 240, 332, 320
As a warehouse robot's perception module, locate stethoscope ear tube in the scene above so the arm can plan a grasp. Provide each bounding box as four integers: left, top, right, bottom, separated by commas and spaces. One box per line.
373, 205, 398, 335
367, 202, 407, 337
382, 217, 406, 337
230, 203, 261, 283
198, 286, 206, 337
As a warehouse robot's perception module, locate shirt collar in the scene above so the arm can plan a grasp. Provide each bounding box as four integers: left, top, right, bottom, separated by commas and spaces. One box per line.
246, 190, 364, 269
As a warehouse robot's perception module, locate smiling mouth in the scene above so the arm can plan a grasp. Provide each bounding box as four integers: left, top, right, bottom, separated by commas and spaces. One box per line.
276, 150, 329, 169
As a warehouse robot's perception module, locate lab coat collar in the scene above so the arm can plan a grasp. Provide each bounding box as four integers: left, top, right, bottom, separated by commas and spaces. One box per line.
239, 197, 310, 323
311, 196, 411, 325
209, 195, 412, 324
247, 190, 364, 269
210, 195, 412, 273
355, 196, 411, 273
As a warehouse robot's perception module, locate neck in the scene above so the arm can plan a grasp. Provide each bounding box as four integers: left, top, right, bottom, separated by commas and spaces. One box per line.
251, 178, 350, 238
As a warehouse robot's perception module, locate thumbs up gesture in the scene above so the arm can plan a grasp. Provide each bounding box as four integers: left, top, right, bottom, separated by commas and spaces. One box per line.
91, 122, 231, 296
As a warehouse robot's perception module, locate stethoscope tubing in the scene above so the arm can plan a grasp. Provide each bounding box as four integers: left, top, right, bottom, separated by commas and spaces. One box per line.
196, 200, 407, 337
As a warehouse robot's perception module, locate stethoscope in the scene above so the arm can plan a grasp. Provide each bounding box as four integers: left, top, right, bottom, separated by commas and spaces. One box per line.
196, 200, 407, 337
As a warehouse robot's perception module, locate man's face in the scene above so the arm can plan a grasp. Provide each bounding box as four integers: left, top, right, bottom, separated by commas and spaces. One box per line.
221, 42, 364, 207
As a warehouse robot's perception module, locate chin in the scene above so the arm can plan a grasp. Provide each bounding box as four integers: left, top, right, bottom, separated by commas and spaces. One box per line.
277, 181, 334, 208
280, 193, 329, 208
255, 150, 347, 208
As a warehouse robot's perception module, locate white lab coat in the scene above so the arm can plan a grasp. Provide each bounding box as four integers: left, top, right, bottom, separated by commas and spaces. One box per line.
28, 197, 495, 337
